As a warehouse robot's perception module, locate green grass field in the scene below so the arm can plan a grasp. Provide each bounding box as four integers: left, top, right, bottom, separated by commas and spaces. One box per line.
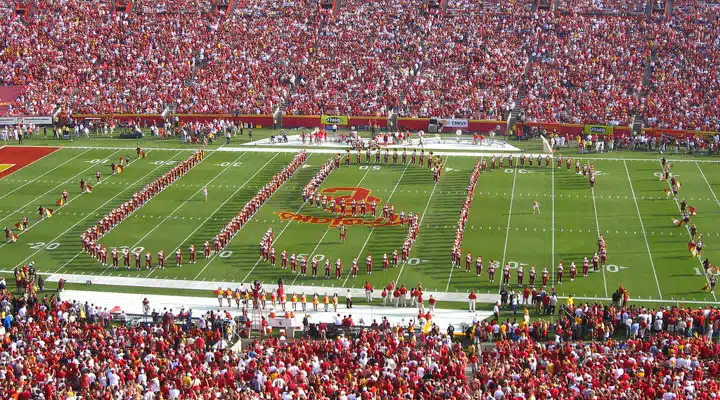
1, 136, 720, 305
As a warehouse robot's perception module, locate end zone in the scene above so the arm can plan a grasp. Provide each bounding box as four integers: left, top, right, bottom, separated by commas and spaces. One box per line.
0, 146, 60, 179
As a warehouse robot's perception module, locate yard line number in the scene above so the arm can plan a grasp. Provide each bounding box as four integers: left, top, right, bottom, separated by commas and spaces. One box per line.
28, 242, 61, 250
359, 166, 381, 170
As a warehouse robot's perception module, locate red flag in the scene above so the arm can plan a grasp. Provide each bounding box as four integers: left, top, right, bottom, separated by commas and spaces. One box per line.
56, 198, 65, 206
14, 222, 23, 231
10, 233, 18, 242
45, 208, 54, 218
673, 218, 682, 227
85, 184, 93, 193
116, 165, 124, 174
664, 188, 672, 197
689, 206, 697, 216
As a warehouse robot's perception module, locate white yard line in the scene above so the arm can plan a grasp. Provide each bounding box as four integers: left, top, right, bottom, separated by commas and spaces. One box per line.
498, 167, 518, 292
590, 187, 610, 297
551, 163, 556, 287
395, 156, 449, 286
342, 161, 412, 287
660, 161, 717, 301
290, 164, 373, 285
27, 151, 186, 272
194, 153, 295, 281
696, 161, 720, 207
0, 148, 91, 202
0, 149, 117, 226
445, 156, 482, 292
622, 160, 663, 299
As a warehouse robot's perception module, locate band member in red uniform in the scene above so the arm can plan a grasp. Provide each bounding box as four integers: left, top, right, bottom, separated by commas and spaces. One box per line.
366, 254, 373, 274
582, 257, 589, 277
135, 250, 142, 270
351, 258, 359, 277
335, 258, 342, 279
157, 250, 165, 269
465, 253, 472, 272
122, 248, 130, 268
324, 259, 331, 279
569, 262, 577, 281
488, 261, 496, 282
392, 249, 399, 267
475, 256, 483, 276
62, 190, 69, 203
542, 267, 549, 286
529, 265, 536, 286
517, 266, 524, 286
189, 245, 196, 264
80, 179, 86, 193
21, 216, 28, 230
270, 248, 276, 267
300, 256, 307, 276
204, 241, 211, 258
145, 251, 152, 269
592, 253, 599, 272
176, 249, 183, 267
382, 253, 389, 270
557, 262, 564, 284
281, 250, 288, 269
311, 257, 319, 277
502, 263, 511, 285
111, 248, 119, 269
339, 223, 347, 243
96, 170, 101, 183
290, 253, 297, 273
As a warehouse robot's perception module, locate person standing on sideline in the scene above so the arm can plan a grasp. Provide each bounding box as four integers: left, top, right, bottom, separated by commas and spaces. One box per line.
346, 290, 353, 308
468, 290, 477, 312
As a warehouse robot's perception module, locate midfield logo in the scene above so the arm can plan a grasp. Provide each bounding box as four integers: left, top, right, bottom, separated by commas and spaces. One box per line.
274, 187, 400, 228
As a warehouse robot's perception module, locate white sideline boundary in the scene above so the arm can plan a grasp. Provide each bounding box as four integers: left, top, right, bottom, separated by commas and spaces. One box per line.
8, 270, 720, 305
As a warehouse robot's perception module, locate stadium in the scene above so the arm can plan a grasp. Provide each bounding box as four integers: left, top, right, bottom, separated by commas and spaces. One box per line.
1, 0, 720, 398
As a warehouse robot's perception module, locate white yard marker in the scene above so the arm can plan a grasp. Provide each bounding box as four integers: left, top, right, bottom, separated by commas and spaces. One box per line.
590, 186, 609, 297
0, 149, 119, 226
342, 161, 412, 287
0, 148, 91, 202
696, 161, 720, 207
291, 164, 374, 285
196, 153, 303, 281
661, 160, 717, 301
623, 160, 663, 299
395, 157, 449, 285
498, 167, 518, 292
34, 151, 188, 272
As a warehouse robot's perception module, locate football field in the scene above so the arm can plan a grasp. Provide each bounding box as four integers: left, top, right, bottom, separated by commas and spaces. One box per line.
1, 141, 720, 305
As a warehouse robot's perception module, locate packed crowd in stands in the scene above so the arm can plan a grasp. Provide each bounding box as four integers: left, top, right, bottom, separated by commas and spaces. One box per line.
2, 275, 720, 399
2, 0, 720, 130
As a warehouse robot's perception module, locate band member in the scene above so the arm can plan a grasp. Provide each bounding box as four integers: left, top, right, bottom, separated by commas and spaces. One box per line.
517, 265, 524, 286
529, 265, 536, 286
366, 254, 373, 274
176, 249, 183, 267
123, 248, 131, 268
351, 258, 359, 277
281, 250, 288, 269
339, 223, 347, 242
382, 253, 389, 270
557, 262, 564, 284
311, 257, 319, 277
290, 253, 297, 273
80, 179, 86, 193
62, 189, 69, 203
204, 241, 211, 258
583, 257, 590, 277
325, 259, 331, 279
188, 245, 197, 264
111, 248, 119, 269
96, 170, 101, 182
135, 250, 142, 270
532, 200, 541, 215
465, 253, 472, 273
569, 262, 577, 281
335, 258, 342, 279
300, 256, 307, 277
157, 250, 165, 269
503, 263, 511, 285
145, 251, 152, 269
488, 261, 496, 282
475, 256, 483, 276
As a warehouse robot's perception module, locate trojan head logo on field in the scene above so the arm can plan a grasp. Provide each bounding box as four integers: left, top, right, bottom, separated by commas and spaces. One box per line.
274, 187, 400, 228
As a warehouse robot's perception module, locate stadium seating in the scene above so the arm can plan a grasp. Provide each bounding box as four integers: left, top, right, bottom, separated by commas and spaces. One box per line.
1, 0, 720, 131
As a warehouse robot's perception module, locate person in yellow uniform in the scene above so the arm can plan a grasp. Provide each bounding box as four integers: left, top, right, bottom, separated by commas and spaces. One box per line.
312, 294, 318, 311
323, 293, 330, 312
332, 293, 338, 312
291, 293, 298, 311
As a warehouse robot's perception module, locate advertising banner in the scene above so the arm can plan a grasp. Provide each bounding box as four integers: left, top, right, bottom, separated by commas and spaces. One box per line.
583, 124, 614, 135
437, 118, 469, 128
0, 116, 53, 126
321, 115, 349, 126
